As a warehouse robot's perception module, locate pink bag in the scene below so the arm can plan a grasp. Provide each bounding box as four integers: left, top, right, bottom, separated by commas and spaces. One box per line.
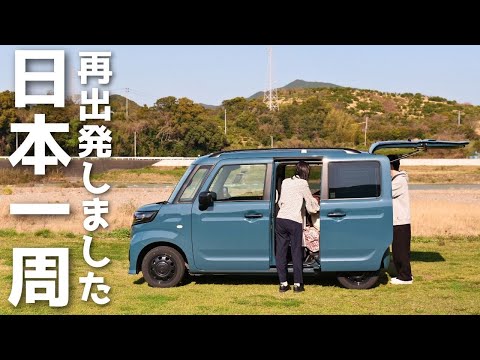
303, 226, 319, 252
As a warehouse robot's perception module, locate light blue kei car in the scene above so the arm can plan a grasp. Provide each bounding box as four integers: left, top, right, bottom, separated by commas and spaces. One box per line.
128, 139, 467, 289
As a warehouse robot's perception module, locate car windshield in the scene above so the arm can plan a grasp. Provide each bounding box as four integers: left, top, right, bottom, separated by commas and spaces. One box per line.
167, 164, 196, 203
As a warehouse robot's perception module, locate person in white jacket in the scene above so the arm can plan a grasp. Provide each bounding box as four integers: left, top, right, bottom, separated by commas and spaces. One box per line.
388, 155, 413, 285
276, 161, 319, 293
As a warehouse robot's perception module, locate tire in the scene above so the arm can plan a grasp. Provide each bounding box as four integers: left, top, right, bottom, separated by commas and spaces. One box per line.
141, 246, 185, 288
336, 271, 380, 290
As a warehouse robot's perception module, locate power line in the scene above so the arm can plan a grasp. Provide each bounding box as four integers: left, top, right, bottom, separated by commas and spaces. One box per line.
111, 87, 150, 106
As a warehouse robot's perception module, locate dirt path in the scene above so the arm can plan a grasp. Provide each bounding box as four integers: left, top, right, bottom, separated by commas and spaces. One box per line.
1, 186, 479, 236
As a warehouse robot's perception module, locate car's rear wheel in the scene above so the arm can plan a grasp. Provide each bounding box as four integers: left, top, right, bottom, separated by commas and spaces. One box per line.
336, 271, 380, 290
141, 246, 185, 288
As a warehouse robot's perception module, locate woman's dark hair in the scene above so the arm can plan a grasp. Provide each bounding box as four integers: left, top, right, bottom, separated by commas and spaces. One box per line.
295, 161, 310, 180
387, 154, 400, 171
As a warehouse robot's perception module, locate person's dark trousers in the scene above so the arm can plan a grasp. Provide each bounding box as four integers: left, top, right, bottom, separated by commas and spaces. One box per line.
275, 218, 304, 284
392, 224, 413, 281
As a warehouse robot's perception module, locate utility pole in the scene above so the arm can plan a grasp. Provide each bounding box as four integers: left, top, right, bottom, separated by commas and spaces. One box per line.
224, 108, 227, 135
70, 65, 75, 103
125, 87, 136, 157
134, 131, 137, 158
270, 135, 274, 148
69, 64, 80, 104
364, 116, 368, 147
458, 110, 461, 126
125, 87, 130, 121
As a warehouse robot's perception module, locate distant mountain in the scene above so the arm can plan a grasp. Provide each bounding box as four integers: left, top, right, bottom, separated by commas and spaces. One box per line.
249, 79, 340, 99
283, 79, 340, 89
200, 103, 220, 110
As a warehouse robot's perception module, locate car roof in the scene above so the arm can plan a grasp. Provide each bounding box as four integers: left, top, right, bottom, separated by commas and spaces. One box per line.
192, 148, 376, 166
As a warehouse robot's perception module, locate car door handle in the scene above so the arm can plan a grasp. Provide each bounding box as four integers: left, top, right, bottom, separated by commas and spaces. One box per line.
327, 211, 346, 218
244, 213, 263, 219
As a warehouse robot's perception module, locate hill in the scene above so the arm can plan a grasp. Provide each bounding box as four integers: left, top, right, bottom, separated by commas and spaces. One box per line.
249, 79, 340, 99
0, 82, 479, 158
110, 94, 141, 113
273, 86, 474, 120
200, 103, 220, 110
283, 79, 340, 90
222, 84, 480, 156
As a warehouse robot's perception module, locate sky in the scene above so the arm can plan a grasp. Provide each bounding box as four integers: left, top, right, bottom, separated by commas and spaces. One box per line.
1, 45, 480, 106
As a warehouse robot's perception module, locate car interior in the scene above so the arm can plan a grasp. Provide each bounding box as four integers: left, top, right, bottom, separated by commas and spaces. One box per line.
274, 161, 322, 266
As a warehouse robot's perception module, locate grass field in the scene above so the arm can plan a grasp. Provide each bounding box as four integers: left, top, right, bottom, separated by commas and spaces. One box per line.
1, 165, 479, 314
403, 166, 480, 184
0, 230, 479, 314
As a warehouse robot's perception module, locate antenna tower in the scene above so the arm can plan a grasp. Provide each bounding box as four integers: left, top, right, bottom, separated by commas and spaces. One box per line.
263, 46, 279, 111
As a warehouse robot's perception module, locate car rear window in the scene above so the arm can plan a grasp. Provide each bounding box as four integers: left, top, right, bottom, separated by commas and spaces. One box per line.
328, 161, 381, 199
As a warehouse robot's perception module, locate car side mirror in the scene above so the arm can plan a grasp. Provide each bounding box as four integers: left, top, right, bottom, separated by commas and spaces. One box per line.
198, 191, 217, 211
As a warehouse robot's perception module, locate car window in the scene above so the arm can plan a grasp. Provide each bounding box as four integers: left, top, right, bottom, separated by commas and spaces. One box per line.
328, 161, 381, 199
178, 165, 211, 202
209, 164, 267, 201
285, 164, 321, 196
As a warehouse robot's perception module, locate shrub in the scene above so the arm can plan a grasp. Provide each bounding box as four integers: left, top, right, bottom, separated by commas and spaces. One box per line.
35, 229, 53, 238
0, 229, 18, 237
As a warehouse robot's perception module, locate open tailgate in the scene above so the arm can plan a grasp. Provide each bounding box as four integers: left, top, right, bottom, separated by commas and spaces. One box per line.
369, 139, 469, 154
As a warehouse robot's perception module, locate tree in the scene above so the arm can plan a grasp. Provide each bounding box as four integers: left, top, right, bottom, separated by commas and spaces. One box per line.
0, 91, 19, 154
155, 96, 178, 112
323, 108, 359, 145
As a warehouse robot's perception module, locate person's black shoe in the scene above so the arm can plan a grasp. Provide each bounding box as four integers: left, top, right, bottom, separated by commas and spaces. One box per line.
293, 284, 305, 293
279, 284, 291, 293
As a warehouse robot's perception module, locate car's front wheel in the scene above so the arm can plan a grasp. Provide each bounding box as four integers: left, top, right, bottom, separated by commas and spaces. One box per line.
336, 271, 380, 290
141, 246, 185, 288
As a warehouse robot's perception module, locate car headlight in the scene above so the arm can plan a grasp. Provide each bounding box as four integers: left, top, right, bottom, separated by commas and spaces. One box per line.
132, 210, 158, 225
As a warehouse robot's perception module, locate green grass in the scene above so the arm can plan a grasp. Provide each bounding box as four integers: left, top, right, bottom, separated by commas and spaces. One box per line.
34, 229, 53, 238
0, 229, 18, 237
0, 231, 479, 314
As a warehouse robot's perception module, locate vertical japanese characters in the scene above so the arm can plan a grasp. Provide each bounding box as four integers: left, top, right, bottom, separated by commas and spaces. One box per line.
9, 51, 71, 215
8, 50, 71, 308
77, 52, 113, 305
8, 50, 114, 308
